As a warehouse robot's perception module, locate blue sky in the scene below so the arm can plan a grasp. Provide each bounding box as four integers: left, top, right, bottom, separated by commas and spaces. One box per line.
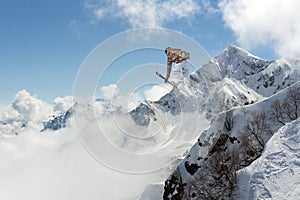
1, 0, 298, 104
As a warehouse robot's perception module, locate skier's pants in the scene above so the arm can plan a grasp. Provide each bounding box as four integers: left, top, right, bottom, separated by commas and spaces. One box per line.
172, 59, 190, 84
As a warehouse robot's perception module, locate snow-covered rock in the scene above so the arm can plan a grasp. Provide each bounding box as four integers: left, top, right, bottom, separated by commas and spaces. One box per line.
243, 58, 300, 96
42, 106, 73, 131
234, 118, 300, 199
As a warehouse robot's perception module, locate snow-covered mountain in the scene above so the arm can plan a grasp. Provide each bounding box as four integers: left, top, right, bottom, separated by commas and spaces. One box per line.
132, 46, 299, 130
0, 95, 120, 135
163, 81, 300, 199
122, 46, 300, 199
199, 45, 300, 97
131, 46, 300, 200
160, 46, 300, 199
1, 45, 300, 200
41, 106, 74, 131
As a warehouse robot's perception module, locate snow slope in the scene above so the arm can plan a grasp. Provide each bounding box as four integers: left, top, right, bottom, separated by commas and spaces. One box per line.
162, 46, 300, 199
163, 81, 300, 200
235, 118, 300, 199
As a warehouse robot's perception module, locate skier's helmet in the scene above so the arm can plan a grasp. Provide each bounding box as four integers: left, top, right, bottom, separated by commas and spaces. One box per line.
165, 47, 170, 54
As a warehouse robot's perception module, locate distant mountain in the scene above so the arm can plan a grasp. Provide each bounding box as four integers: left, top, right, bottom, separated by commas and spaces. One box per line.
41, 106, 74, 131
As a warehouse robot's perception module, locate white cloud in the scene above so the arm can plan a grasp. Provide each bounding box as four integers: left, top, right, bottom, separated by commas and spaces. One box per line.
114, 92, 143, 112
53, 96, 74, 113
84, 0, 201, 27
99, 83, 171, 111
0, 90, 73, 135
11, 90, 53, 122
0, 85, 203, 199
220, 0, 300, 58
1, 83, 169, 136
69, 19, 81, 37
100, 84, 119, 99
0, 106, 20, 122
0, 118, 176, 200
144, 84, 172, 101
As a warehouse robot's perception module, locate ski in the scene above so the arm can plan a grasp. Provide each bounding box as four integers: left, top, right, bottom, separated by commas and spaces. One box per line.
155, 71, 178, 89
155, 71, 191, 96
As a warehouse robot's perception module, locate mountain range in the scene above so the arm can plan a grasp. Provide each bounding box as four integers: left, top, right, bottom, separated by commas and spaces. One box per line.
1, 45, 299, 200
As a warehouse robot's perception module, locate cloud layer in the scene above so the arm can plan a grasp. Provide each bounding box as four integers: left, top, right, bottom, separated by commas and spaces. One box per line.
220, 0, 300, 58
100, 84, 119, 99
84, 0, 201, 27
11, 90, 52, 122
144, 84, 171, 101
0, 84, 170, 135
0, 85, 187, 199
0, 127, 164, 200
0, 90, 73, 135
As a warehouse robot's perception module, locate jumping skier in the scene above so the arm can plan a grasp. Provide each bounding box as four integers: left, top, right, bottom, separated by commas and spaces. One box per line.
164, 47, 190, 85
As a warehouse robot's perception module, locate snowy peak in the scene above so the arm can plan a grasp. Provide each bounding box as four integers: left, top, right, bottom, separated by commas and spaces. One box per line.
198, 45, 300, 97
215, 45, 272, 80
222, 45, 262, 60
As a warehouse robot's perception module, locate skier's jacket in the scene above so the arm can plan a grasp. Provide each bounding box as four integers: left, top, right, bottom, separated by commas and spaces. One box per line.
165, 47, 190, 79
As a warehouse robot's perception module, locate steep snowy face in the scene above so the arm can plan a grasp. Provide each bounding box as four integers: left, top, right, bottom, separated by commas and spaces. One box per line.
234, 118, 300, 200
163, 81, 300, 199
207, 78, 261, 111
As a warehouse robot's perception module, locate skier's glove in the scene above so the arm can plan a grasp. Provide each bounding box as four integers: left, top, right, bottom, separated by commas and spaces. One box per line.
164, 78, 168, 83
